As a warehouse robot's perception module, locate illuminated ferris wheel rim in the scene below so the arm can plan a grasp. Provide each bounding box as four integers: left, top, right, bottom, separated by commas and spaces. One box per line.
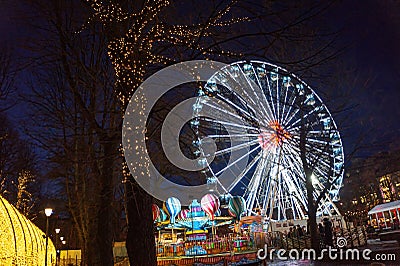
216, 60, 342, 134
205, 60, 345, 174
191, 59, 344, 219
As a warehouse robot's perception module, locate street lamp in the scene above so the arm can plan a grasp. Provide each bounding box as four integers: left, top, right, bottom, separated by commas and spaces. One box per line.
62, 240, 67, 264
44, 208, 52, 266
55, 228, 60, 266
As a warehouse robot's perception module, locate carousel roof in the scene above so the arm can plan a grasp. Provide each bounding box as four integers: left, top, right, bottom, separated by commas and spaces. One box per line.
368, 200, 400, 215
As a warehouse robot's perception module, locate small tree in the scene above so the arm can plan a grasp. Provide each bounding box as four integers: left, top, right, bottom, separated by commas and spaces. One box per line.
16, 170, 37, 218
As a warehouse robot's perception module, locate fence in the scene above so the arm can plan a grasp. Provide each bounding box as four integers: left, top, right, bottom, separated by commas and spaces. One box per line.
57, 250, 81, 266
265, 226, 367, 251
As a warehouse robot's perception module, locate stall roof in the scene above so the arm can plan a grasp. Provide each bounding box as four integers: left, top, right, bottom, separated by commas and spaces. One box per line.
368, 200, 400, 215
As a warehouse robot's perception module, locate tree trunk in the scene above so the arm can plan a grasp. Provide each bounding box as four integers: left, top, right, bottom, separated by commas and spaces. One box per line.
82, 140, 116, 265
306, 172, 320, 252
96, 140, 115, 266
299, 107, 320, 252
126, 180, 156, 266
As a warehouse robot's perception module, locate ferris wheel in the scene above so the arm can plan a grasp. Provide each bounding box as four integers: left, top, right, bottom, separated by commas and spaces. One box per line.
190, 60, 344, 221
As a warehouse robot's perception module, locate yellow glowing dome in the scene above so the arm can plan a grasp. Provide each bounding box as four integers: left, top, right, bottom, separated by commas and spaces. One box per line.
0, 195, 56, 265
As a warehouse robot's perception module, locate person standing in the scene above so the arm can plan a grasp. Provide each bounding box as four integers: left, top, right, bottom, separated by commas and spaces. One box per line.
287, 227, 293, 238
318, 223, 324, 247
296, 225, 304, 237
323, 218, 333, 246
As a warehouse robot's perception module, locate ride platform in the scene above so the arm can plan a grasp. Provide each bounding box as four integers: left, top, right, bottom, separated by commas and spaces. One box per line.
157, 250, 261, 266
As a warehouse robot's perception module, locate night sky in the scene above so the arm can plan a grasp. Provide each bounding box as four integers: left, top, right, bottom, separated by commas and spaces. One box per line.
1, 0, 399, 159
326, 1, 400, 154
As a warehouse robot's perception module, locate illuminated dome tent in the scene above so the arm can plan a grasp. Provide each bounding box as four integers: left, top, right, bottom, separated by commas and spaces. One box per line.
0, 195, 56, 265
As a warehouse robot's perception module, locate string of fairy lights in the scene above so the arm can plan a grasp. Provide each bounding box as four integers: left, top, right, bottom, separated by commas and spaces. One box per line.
84, 0, 248, 184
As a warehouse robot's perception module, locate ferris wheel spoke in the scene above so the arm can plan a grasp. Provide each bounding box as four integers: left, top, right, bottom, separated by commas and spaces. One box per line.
280, 153, 309, 205
306, 137, 331, 146
222, 68, 260, 112
213, 94, 266, 127
291, 184, 308, 211
312, 167, 330, 188
219, 67, 271, 125
251, 66, 278, 123
278, 81, 291, 124
244, 155, 269, 213
203, 163, 234, 195
293, 196, 306, 219
286, 105, 323, 131
304, 143, 334, 162
281, 144, 330, 196
280, 149, 305, 182
276, 178, 284, 220
201, 101, 250, 122
250, 150, 273, 209
317, 196, 334, 215
227, 151, 264, 191
264, 74, 279, 122
259, 154, 277, 211
307, 130, 329, 135
232, 65, 275, 123
199, 102, 261, 133
288, 142, 332, 171
201, 117, 259, 132
290, 134, 332, 148
214, 138, 259, 156
214, 144, 261, 176
286, 136, 333, 160
206, 133, 261, 139
307, 156, 330, 172
282, 101, 299, 128
275, 72, 281, 124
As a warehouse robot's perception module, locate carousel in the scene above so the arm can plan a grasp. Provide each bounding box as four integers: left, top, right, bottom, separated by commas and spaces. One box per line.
153, 194, 263, 265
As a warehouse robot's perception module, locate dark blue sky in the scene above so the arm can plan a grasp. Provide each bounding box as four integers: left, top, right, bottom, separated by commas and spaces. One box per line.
1, 0, 399, 158
327, 1, 400, 154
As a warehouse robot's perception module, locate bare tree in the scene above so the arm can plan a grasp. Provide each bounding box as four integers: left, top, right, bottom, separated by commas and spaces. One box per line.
0, 113, 38, 214
24, 1, 123, 264
0, 47, 16, 112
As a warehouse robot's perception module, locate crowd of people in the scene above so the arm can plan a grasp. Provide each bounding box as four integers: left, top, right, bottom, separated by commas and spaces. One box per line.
284, 218, 334, 246
286, 224, 306, 238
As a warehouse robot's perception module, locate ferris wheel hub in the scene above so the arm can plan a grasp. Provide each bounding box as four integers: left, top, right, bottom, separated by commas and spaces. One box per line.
258, 120, 291, 150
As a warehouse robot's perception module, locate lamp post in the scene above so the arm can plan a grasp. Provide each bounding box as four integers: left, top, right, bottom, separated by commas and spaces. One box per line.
60, 236, 65, 264
62, 240, 67, 265
55, 228, 60, 266
44, 208, 52, 266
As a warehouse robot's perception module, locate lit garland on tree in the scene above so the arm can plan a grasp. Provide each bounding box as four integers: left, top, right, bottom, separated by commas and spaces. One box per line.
16, 170, 36, 218
85, 0, 247, 105
84, 0, 248, 185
